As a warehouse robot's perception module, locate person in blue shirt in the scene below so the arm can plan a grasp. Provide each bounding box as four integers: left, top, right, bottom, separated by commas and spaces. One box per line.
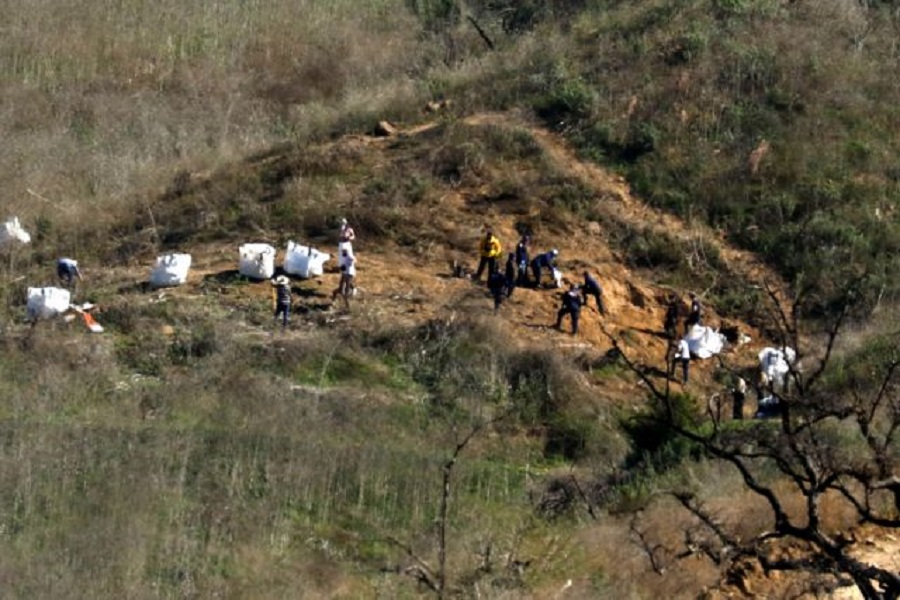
57, 257, 83, 290
530, 248, 558, 288
582, 271, 606, 315
555, 284, 582, 334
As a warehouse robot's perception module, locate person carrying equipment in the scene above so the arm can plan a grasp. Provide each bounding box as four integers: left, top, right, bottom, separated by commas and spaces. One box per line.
531, 248, 558, 288
271, 275, 292, 328
555, 284, 582, 334
504, 253, 517, 298
488, 269, 507, 312
57, 257, 83, 290
474, 226, 502, 282
515, 235, 530, 285
582, 271, 606, 315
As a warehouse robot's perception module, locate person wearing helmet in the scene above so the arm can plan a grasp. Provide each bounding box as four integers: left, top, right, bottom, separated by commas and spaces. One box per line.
530, 248, 558, 288
57, 257, 83, 291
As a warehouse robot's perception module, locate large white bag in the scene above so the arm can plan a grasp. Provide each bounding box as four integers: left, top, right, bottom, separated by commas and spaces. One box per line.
684, 325, 726, 359
284, 241, 330, 278
0, 217, 31, 247
149, 253, 192, 288
239, 243, 275, 280
26, 287, 71, 320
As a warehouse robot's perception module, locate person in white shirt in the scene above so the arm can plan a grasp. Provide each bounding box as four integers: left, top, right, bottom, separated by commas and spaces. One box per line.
672, 338, 691, 384
332, 248, 356, 309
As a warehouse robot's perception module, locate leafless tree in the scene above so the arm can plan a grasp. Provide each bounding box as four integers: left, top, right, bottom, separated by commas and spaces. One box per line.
606, 280, 900, 599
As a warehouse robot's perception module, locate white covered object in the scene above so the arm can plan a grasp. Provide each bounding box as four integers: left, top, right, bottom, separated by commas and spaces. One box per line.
0, 217, 31, 246
26, 287, 71, 320
239, 243, 276, 280
684, 325, 726, 359
552, 267, 563, 288
759, 347, 796, 387
149, 253, 192, 288
283, 241, 330, 279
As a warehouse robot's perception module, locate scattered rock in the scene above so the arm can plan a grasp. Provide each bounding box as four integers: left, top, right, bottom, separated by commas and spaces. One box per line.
586, 221, 602, 236
373, 120, 398, 137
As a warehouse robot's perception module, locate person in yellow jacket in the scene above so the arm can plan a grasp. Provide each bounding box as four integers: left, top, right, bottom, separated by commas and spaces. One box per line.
474, 225, 502, 282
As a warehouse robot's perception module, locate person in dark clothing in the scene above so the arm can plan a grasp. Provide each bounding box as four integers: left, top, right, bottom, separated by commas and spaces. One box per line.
487, 270, 507, 312
530, 249, 558, 288
504, 253, 516, 298
732, 377, 747, 420
664, 295, 681, 339
684, 292, 702, 334
57, 257, 83, 290
474, 226, 502, 282
582, 271, 606, 315
555, 284, 582, 334
271, 275, 292, 328
515, 236, 530, 286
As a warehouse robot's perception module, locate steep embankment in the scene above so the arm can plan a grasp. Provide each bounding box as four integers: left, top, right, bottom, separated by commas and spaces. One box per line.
99, 111, 792, 404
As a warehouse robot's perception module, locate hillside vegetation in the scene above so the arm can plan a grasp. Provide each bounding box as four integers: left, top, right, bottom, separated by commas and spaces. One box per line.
1, 1, 899, 598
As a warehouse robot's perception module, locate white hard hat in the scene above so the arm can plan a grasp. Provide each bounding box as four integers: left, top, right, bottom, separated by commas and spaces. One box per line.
551, 248, 559, 256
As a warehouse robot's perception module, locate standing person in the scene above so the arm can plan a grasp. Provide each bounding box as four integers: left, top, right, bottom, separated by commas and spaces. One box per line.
271, 275, 292, 329
488, 269, 507, 312
664, 294, 681, 339
57, 257, 83, 290
555, 284, 582, 334
732, 377, 747, 420
503, 253, 517, 298
338, 218, 355, 257
474, 226, 502, 282
672, 337, 691, 384
581, 271, 606, 315
332, 249, 357, 310
515, 235, 530, 286
530, 248, 558, 288
684, 292, 702, 334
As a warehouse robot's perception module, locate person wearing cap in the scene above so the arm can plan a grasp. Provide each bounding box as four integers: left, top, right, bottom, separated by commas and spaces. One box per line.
474, 225, 502, 282
57, 257, 83, 290
271, 275, 292, 328
338, 218, 356, 244
582, 271, 606, 315
555, 284, 583, 334
530, 248, 558, 288
487, 268, 507, 312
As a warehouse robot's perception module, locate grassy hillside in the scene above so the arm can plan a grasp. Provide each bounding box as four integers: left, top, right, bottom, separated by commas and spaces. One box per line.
0, 1, 898, 598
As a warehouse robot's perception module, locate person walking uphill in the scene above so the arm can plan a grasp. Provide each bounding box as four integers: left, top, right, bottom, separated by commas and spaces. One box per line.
271, 275, 292, 329
531, 249, 558, 288
555, 284, 582, 334
474, 226, 502, 282
582, 271, 606, 315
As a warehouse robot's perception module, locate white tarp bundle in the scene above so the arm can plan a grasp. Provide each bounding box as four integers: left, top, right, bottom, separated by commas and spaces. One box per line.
26, 287, 71, 320
684, 324, 726, 359
149, 253, 192, 288
552, 267, 563, 288
759, 347, 796, 387
0, 217, 31, 247
239, 243, 275, 280
284, 241, 330, 278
